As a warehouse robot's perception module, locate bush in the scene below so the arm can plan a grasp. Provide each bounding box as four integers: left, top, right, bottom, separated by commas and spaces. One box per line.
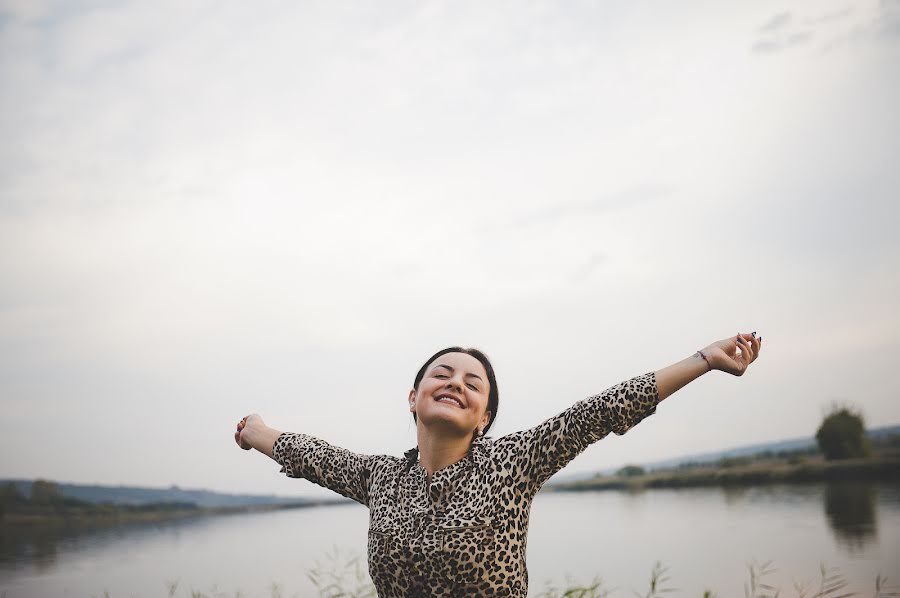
816, 406, 872, 461
30, 479, 63, 503
787, 454, 806, 465
717, 456, 752, 468
616, 465, 645, 477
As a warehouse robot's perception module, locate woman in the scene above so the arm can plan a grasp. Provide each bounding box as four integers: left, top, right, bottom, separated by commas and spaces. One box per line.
235, 332, 762, 597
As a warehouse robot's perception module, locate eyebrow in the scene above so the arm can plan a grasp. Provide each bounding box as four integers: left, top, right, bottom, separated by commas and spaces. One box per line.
432, 363, 484, 383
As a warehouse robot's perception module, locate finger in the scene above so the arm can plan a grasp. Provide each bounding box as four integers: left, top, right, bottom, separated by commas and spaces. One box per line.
737, 333, 753, 366
741, 332, 759, 363
726, 337, 739, 359
736, 335, 751, 370
749, 334, 760, 362
740, 335, 753, 362
749, 332, 760, 361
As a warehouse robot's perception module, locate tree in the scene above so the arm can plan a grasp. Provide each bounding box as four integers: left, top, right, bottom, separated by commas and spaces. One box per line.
1, 482, 24, 518
1, 482, 23, 501
616, 464, 646, 477
816, 406, 871, 461
30, 479, 63, 503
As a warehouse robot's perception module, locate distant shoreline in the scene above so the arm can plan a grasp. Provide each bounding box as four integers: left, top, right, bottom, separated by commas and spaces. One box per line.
548, 456, 900, 492
0, 498, 352, 528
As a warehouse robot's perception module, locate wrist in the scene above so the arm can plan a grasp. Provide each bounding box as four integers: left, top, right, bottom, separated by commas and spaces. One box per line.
242, 422, 265, 451
245, 423, 283, 459
695, 349, 713, 373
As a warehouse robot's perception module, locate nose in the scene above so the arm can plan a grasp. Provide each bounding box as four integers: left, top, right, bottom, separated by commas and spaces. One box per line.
445, 375, 464, 394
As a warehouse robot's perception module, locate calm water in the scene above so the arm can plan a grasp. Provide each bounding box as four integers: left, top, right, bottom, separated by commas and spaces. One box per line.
2, 482, 899, 597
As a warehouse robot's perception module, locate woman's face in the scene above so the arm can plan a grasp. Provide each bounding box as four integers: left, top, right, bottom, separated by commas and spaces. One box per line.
409, 352, 491, 438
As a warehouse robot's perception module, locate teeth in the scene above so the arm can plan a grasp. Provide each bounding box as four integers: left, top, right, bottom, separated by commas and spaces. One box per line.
437, 397, 462, 408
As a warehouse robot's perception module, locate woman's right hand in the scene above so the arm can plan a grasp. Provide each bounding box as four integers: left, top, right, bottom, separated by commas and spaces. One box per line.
235, 414, 265, 450
701, 332, 762, 376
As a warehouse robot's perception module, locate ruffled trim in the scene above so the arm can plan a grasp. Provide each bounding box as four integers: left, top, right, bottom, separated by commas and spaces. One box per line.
402, 436, 488, 467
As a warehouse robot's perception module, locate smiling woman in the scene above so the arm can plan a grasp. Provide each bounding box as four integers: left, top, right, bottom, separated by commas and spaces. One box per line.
410, 346, 497, 427
235, 332, 762, 597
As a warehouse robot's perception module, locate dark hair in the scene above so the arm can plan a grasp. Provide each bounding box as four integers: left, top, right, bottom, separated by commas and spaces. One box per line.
411, 347, 500, 436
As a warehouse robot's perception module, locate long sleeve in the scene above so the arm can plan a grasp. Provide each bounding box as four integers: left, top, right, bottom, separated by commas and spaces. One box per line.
491, 371, 659, 496
272, 432, 374, 507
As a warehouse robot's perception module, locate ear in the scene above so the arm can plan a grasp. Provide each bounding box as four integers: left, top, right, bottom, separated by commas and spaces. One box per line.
480, 410, 492, 430
408, 389, 416, 412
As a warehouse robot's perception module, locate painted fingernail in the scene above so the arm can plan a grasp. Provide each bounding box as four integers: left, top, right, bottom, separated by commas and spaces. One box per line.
752, 331, 757, 337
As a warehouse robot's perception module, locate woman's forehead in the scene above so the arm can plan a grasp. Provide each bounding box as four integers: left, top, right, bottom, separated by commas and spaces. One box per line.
428, 352, 487, 377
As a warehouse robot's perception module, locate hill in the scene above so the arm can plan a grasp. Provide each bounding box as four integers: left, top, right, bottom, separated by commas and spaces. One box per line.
0, 479, 332, 508
547, 423, 900, 486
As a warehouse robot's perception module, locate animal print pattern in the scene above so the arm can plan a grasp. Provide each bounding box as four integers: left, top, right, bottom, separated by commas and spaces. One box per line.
273, 371, 659, 597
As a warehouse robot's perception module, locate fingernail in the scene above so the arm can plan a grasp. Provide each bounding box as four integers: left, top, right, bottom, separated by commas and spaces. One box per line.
752, 331, 756, 337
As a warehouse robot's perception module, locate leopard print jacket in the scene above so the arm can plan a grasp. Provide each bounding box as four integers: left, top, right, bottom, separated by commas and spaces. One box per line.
273, 371, 659, 597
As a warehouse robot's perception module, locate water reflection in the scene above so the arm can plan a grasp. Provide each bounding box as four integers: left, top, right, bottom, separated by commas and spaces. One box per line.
721, 484, 750, 506
823, 482, 878, 552
0, 523, 63, 572
0, 513, 218, 575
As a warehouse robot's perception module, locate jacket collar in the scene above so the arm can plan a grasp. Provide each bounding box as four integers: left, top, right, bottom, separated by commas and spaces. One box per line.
403, 436, 487, 468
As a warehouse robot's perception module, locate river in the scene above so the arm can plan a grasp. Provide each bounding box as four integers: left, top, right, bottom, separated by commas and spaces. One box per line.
2, 481, 899, 597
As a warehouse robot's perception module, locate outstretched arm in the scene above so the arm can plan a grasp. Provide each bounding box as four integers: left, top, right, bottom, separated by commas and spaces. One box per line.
657, 332, 762, 402
234, 414, 374, 506
492, 330, 763, 495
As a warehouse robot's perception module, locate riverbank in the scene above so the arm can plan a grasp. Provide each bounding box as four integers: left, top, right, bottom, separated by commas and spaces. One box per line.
0, 497, 348, 528
549, 456, 900, 492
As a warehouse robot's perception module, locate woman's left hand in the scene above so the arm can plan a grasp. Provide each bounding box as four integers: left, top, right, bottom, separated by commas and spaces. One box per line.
702, 332, 762, 376
235, 414, 265, 450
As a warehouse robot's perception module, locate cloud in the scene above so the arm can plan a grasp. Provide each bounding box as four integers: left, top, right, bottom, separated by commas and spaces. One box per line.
852, 0, 900, 41
752, 10, 815, 54
758, 11, 793, 33
803, 7, 853, 26
753, 2, 899, 54
815, 0, 900, 50
507, 186, 671, 230
752, 31, 814, 53
568, 252, 607, 282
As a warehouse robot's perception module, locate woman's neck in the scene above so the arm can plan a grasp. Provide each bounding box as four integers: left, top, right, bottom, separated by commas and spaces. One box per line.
415, 425, 472, 479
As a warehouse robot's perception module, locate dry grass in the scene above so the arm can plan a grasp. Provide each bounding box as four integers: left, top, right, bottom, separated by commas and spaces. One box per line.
80, 556, 900, 598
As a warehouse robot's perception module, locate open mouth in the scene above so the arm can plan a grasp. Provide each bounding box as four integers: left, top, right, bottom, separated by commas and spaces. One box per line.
434, 394, 464, 408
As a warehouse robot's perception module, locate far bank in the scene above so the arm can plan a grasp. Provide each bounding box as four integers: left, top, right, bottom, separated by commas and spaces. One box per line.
549, 455, 900, 492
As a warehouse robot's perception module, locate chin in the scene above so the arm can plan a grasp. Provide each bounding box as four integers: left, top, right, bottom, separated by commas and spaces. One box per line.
419, 413, 471, 435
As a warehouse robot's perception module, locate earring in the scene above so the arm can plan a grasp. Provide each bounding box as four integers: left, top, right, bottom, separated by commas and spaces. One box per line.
477, 428, 483, 437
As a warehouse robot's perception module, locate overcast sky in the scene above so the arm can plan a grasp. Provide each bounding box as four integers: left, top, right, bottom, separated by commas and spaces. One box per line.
1, 0, 899, 498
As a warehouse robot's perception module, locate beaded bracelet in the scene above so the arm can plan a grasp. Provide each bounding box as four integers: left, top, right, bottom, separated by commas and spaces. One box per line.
697, 349, 712, 372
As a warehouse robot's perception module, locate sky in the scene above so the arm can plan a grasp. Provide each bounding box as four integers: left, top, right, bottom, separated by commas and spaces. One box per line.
1, 0, 899, 499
